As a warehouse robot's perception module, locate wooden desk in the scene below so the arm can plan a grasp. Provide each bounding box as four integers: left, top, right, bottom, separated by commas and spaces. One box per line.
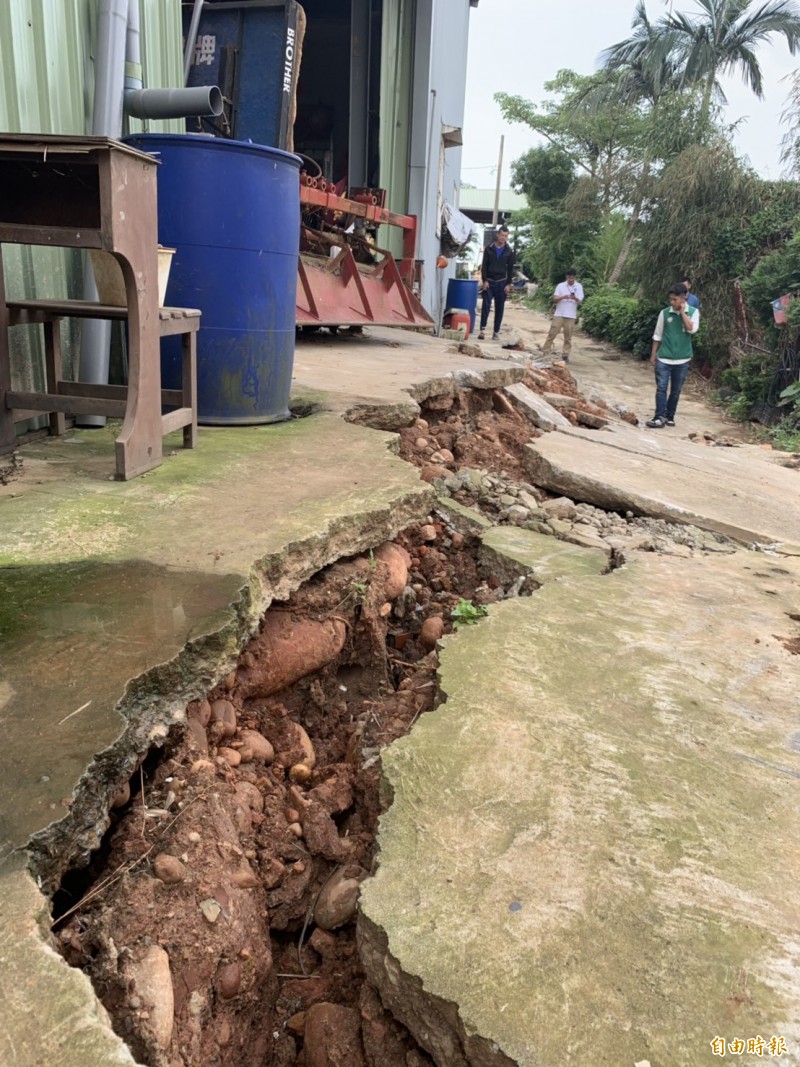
0, 135, 196, 479
6, 300, 199, 451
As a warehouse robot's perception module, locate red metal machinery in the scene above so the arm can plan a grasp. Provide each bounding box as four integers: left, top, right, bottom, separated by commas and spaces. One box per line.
296, 180, 433, 331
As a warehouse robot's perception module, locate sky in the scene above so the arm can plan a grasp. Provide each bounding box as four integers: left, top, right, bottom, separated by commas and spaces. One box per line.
461, 0, 800, 190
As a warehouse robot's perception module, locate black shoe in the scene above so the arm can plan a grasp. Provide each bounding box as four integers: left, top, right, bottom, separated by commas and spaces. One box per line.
478, 331, 485, 340
665, 417, 675, 426
646, 416, 666, 428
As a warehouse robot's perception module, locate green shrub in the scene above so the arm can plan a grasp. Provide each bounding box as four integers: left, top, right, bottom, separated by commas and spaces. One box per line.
580, 287, 661, 358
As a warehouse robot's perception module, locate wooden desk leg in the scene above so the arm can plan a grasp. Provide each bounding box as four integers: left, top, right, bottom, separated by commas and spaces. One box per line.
43, 318, 66, 436
0, 258, 16, 453
182, 330, 198, 449
114, 251, 163, 480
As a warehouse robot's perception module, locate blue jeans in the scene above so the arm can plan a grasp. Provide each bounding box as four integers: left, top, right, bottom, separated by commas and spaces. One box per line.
654, 360, 690, 419
480, 280, 507, 334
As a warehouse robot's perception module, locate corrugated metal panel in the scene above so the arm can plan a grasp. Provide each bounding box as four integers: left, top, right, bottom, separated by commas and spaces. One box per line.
127, 0, 185, 136
0, 0, 184, 404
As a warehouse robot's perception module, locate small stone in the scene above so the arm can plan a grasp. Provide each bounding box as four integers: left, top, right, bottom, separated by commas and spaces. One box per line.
110, 781, 130, 809
187, 699, 211, 726
290, 763, 312, 784
313, 866, 368, 930
210, 699, 237, 738
128, 946, 173, 1049
451, 532, 464, 549
200, 898, 222, 923
218, 747, 241, 768
186, 717, 208, 754
237, 729, 274, 764
414, 436, 429, 451
231, 864, 260, 889
235, 781, 264, 813
287, 822, 304, 837
187, 831, 201, 843
414, 418, 429, 432
419, 524, 437, 541
506, 505, 530, 526
419, 616, 445, 651
287, 1011, 306, 1035
190, 759, 215, 776
437, 447, 455, 464
153, 854, 187, 885
216, 961, 241, 999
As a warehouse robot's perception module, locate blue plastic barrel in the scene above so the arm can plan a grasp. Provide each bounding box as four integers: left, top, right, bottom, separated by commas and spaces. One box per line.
125, 134, 301, 424
446, 278, 479, 333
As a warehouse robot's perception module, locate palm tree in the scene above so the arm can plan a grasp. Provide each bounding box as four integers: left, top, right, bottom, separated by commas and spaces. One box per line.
656, 0, 800, 128
599, 2, 686, 282
600, 0, 685, 107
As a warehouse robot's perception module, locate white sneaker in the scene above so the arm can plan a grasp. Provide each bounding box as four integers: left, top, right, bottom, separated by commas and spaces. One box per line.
492, 332, 500, 340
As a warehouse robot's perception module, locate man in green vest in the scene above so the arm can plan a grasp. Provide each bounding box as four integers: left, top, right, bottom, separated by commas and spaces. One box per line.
646, 283, 699, 429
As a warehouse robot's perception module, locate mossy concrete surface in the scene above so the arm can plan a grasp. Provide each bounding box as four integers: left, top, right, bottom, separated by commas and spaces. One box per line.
480, 525, 609, 585
0, 413, 432, 867
360, 550, 800, 1066
0, 856, 138, 1066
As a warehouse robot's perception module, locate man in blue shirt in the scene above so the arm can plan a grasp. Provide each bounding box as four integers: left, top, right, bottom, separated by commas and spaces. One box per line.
681, 274, 700, 310
478, 226, 514, 340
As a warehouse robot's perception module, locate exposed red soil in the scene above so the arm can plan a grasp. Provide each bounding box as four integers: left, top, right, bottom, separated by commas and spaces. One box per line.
51, 372, 607, 1066
53, 518, 495, 1067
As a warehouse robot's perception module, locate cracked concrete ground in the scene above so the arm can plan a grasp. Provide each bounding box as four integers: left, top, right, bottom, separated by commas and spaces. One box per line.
0, 327, 523, 1067
3, 315, 800, 1065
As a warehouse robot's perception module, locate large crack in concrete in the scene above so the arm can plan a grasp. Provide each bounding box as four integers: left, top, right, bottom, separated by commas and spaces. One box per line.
29, 485, 435, 895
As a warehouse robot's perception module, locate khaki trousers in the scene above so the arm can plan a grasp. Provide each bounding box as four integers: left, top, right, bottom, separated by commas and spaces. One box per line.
542, 315, 575, 356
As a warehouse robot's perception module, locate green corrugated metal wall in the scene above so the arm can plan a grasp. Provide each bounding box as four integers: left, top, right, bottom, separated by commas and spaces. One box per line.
0, 0, 184, 398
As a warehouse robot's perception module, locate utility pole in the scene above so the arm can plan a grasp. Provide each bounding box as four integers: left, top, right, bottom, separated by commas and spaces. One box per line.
491, 134, 504, 228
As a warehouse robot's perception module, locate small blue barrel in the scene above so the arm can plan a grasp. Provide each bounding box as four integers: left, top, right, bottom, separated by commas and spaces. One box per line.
446, 278, 479, 334
125, 134, 301, 424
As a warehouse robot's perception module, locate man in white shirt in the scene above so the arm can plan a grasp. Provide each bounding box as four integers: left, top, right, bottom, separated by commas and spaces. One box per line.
542, 268, 584, 362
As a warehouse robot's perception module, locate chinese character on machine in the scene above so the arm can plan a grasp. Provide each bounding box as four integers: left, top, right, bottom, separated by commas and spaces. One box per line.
194, 34, 216, 66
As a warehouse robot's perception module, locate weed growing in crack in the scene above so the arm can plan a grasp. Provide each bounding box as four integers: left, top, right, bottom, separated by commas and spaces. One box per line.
451, 598, 489, 628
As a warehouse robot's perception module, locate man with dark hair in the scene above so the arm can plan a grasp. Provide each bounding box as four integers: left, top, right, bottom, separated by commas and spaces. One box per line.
680, 274, 700, 310
542, 268, 584, 362
478, 226, 514, 340
646, 283, 699, 429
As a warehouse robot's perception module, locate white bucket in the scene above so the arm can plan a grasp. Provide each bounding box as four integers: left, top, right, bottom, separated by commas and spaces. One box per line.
90, 246, 176, 308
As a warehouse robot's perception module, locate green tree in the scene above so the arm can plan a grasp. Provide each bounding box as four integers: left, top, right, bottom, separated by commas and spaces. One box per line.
599, 0, 697, 281
510, 146, 574, 204
496, 70, 647, 214
625, 0, 800, 130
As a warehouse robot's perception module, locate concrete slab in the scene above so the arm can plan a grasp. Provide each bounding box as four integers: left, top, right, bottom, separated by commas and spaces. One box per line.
0, 413, 433, 881
502, 381, 571, 431
479, 525, 609, 585
359, 549, 800, 1067
525, 423, 800, 550
0, 318, 531, 1067
292, 326, 525, 426
1, 856, 137, 1067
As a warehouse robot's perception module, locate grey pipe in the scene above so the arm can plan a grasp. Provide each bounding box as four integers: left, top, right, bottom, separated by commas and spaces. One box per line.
125, 0, 142, 93
183, 0, 205, 85
78, 0, 129, 425
124, 85, 223, 119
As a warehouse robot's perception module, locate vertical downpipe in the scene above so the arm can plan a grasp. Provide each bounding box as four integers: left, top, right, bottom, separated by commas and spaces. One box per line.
77, 0, 129, 425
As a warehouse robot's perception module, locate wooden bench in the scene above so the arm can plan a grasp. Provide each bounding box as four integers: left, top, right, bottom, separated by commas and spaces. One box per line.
6, 299, 199, 452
